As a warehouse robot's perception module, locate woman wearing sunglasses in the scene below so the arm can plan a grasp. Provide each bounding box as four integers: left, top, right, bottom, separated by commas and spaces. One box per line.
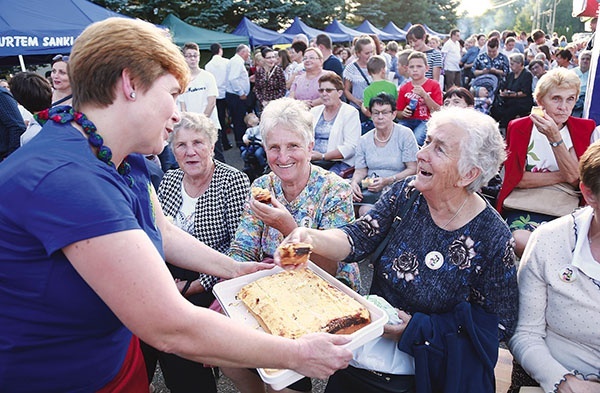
309, 73, 361, 177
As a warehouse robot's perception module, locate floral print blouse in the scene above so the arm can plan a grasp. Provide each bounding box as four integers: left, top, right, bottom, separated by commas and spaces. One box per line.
342, 177, 518, 341
229, 165, 361, 289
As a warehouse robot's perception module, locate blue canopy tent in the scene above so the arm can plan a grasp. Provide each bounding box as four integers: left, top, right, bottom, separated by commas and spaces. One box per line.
402, 22, 447, 39
354, 20, 397, 41
423, 24, 448, 39
382, 22, 407, 42
162, 14, 247, 50
324, 19, 363, 42
283, 17, 349, 43
0, 0, 129, 66
232, 17, 294, 47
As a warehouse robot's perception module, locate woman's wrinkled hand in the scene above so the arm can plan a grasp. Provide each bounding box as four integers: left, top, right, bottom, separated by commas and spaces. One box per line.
530, 109, 561, 140
368, 177, 386, 193
232, 261, 275, 278
291, 333, 353, 379
350, 181, 363, 202
250, 197, 297, 236
274, 227, 313, 267
381, 309, 412, 342
557, 374, 600, 393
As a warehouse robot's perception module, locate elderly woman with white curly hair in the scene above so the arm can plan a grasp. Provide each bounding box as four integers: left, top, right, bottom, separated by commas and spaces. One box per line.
277, 107, 519, 393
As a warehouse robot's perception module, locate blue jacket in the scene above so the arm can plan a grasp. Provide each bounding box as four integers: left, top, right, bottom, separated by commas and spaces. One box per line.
398, 302, 499, 393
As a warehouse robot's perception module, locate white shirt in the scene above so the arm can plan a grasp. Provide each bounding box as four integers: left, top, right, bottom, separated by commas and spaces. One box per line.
177, 69, 221, 129
441, 39, 461, 71
205, 55, 229, 99
225, 54, 250, 96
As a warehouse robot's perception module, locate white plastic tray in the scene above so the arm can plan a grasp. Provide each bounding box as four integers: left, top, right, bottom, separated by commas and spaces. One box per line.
213, 261, 388, 391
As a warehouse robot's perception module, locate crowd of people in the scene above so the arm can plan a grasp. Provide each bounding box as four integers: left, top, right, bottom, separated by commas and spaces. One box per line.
0, 14, 599, 393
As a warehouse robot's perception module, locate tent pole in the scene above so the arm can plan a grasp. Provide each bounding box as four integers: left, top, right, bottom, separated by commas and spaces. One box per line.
18, 55, 26, 72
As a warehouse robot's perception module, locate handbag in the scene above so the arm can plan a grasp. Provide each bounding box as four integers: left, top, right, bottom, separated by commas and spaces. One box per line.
502, 182, 581, 217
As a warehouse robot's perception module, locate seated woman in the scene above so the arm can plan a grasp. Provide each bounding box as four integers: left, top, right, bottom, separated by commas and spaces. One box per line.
223, 97, 361, 393
350, 93, 418, 216
142, 112, 250, 392
508, 141, 600, 393
443, 86, 475, 108
278, 107, 518, 393
309, 73, 361, 176
496, 68, 597, 256
495, 53, 534, 129
289, 47, 328, 108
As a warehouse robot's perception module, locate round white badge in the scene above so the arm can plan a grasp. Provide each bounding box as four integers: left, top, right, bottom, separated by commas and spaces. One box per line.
559, 265, 577, 283
425, 251, 444, 270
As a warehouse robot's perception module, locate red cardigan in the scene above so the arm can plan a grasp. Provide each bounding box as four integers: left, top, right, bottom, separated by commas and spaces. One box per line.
496, 116, 596, 214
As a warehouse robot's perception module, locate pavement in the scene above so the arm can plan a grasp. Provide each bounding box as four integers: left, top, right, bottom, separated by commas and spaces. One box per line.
151, 141, 374, 393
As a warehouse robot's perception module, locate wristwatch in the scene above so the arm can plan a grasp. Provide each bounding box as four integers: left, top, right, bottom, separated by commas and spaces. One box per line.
550, 139, 564, 148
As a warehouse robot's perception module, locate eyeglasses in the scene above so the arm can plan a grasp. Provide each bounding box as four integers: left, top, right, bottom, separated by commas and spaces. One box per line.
303, 56, 321, 61
317, 88, 338, 93
184, 53, 199, 59
372, 110, 393, 117
52, 54, 69, 63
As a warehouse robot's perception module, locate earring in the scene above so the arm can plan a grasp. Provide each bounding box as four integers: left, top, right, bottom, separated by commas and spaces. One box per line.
130, 91, 136, 99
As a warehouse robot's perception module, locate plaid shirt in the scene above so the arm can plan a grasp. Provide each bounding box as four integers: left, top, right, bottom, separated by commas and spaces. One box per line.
158, 160, 249, 290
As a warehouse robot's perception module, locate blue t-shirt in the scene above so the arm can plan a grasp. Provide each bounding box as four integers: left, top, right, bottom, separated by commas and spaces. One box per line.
0, 121, 163, 392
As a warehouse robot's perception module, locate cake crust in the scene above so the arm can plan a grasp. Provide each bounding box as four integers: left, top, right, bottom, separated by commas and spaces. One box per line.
251, 187, 272, 203
277, 242, 313, 266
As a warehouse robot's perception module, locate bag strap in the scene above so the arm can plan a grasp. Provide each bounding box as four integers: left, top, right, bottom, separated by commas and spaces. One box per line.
354, 62, 371, 86
370, 189, 420, 263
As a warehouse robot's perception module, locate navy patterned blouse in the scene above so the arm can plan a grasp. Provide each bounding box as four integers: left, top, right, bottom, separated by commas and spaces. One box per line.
342, 177, 518, 342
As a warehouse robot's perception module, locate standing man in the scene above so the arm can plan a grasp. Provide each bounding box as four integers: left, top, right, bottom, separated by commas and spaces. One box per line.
178, 42, 225, 162
441, 29, 462, 90
572, 50, 592, 117
0, 84, 25, 161
316, 33, 343, 77
205, 42, 233, 151
225, 44, 251, 148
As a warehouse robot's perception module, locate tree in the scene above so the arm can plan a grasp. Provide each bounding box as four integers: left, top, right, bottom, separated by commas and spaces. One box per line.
351, 0, 459, 34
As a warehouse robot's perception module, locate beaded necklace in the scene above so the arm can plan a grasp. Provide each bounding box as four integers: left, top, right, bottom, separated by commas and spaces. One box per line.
36, 105, 134, 187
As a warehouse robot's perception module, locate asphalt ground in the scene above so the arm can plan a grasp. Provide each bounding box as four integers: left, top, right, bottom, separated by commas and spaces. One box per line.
151, 140, 374, 392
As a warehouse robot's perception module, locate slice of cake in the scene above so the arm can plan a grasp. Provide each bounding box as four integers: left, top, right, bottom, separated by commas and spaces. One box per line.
237, 268, 370, 340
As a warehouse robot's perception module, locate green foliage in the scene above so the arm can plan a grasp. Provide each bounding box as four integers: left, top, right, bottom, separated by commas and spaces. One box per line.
459, 0, 585, 40
352, 0, 459, 33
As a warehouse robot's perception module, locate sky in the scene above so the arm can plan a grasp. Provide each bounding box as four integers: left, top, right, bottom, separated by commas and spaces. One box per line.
457, 0, 493, 16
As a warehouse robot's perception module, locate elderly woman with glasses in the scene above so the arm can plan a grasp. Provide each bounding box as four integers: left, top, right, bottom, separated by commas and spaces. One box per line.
350, 93, 418, 216
309, 73, 361, 176
50, 54, 72, 106
254, 47, 286, 113
289, 47, 328, 108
